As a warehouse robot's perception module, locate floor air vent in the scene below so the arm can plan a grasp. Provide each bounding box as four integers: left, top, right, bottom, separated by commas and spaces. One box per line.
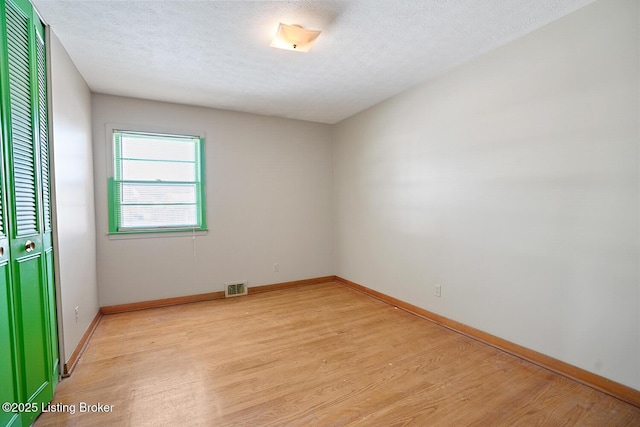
225, 281, 248, 298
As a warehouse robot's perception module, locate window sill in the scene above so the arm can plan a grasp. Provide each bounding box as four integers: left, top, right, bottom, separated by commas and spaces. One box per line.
107, 229, 208, 240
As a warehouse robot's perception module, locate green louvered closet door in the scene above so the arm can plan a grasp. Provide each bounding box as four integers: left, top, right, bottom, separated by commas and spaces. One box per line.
0, 0, 58, 426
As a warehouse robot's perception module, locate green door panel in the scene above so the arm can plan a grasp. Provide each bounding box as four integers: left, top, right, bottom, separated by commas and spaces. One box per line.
13, 253, 51, 402
0, 258, 21, 427
43, 247, 58, 381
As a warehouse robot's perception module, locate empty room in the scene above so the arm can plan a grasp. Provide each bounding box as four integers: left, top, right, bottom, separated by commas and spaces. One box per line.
0, 0, 639, 425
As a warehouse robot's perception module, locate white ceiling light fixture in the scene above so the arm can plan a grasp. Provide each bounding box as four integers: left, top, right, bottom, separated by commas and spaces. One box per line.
270, 23, 321, 52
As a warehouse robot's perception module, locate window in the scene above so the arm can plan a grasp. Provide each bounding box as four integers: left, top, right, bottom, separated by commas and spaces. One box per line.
108, 130, 206, 234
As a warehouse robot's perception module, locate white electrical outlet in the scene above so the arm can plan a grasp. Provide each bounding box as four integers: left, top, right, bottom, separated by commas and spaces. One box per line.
74, 306, 79, 323
435, 284, 441, 298
273, 263, 279, 272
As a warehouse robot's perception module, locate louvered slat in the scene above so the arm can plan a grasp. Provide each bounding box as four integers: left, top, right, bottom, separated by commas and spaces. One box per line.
37, 35, 51, 232
6, 3, 38, 236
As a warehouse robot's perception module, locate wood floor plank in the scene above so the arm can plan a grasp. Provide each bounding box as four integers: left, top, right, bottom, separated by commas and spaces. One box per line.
34, 282, 640, 426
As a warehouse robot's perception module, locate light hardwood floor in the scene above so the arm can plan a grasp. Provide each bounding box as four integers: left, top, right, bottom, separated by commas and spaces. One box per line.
35, 282, 640, 426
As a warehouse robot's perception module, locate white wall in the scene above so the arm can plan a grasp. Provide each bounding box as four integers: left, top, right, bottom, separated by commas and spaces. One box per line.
48, 30, 99, 365
92, 94, 334, 306
334, 0, 639, 390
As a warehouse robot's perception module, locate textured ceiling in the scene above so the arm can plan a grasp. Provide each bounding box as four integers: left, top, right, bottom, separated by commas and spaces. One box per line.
32, 0, 595, 124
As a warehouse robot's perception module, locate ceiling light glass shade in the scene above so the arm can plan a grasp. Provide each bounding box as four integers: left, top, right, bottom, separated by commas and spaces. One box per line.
270, 23, 321, 52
